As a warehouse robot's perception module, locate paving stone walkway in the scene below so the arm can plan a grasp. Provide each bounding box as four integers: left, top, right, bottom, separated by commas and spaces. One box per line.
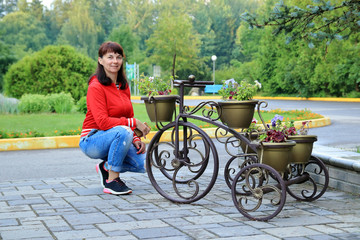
1, 168, 359, 240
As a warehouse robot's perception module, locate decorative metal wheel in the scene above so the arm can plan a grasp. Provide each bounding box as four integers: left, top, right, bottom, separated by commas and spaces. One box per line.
231, 163, 286, 221
146, 121, 219, 203
224, 155, 257, 190
286, 155, 329, 201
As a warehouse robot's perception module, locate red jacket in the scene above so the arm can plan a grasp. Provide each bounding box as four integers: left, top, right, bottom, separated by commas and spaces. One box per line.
81, 76, 140, 142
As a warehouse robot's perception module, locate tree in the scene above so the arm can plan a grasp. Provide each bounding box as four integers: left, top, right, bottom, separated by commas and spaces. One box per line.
88, 0, 119, 45
107, 25, 140, 63
204, 0, 240, 67
29, 0, 44, 21
242, 0, 360, 46
235, 0, 360, 97
43, 0, 72, 43
311, 36, 360, 96
0, 0, 18, 17
0, 11, 49, 58
17, 0, 29, 12
146, 9, 201, 78
0, 41, 16, 92
56, 0, 101, 58
192, 1, 216, 65
115, 0, 157, 51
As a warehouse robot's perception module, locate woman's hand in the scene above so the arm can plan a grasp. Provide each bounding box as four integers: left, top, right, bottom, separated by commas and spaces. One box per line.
133, 141, 146, 154
135, 119, 151, 138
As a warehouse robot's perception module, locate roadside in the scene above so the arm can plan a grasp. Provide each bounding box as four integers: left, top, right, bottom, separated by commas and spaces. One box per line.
131, 95, 360, 102
1, 95, 359, 152
0, 117, 331, 151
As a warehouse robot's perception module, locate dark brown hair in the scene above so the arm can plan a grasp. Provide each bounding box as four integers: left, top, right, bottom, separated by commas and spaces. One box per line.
90, 41, 128, 89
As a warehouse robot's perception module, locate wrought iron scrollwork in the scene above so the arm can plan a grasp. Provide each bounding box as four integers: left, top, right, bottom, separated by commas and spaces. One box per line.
215, 127, 231, 143
257, 101, 269, 130
224, 136, 242, 157
224, 155, 258, 190
146, 121, 218, 202
183, 101, 220, 121
286, 156, 329, 201
149, 142, 177, 171
231, 163, 286, 221
236, 167, 282, 211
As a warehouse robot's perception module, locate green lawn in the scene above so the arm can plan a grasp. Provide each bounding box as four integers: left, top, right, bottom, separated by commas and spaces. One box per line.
0, 103, 323, 138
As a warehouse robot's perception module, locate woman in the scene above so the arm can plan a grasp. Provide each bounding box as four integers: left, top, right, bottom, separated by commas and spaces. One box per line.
79, 41, 150, 195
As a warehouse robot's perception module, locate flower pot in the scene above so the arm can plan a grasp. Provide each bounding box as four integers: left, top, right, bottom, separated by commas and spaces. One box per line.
217, 100, 258, 129
257, 141, 296, 173
141, 95, 178, 122
240, 132, 261, 154
287, 135, 317, 164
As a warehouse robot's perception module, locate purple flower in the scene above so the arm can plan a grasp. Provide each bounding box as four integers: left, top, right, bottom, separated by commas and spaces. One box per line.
271, 114, 284, 126
272, 121, 277, 127
271, 114, 284, 123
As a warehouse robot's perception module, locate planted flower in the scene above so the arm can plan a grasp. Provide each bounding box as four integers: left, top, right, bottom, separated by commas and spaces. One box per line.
259, 114, 314, 143
136, 74, 172, 97
216, 79, 261, 129
285, 120, 311, 136
257, 114, 297, 173
137, 74, 178, 123
259, 114, 287, 143
258, 114, 317, 164
218, 79, 261, 101
245, 118, 265, 133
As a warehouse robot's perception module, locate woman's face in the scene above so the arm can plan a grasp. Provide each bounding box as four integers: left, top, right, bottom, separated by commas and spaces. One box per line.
98, 52, 123, 75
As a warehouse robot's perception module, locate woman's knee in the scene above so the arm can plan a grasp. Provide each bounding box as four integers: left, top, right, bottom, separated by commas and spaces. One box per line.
112, 126, 133, 142
79, 139, 107, 159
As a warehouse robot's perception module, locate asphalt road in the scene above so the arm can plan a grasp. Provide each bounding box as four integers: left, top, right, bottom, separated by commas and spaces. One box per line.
183, 99, 360, 150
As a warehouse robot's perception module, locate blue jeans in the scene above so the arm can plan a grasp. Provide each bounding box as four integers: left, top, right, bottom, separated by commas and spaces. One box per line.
79, 126, 145, 173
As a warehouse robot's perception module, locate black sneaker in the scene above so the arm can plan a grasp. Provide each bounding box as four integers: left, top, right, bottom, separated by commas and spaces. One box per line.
103, 177, 132, 195
96, 161, 108, 188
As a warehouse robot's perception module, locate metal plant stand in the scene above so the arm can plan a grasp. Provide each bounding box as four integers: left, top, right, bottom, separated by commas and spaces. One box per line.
144, 76, 329, 221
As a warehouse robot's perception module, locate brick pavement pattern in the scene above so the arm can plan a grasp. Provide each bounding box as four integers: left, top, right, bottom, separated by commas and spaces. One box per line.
1, 169, 360, 240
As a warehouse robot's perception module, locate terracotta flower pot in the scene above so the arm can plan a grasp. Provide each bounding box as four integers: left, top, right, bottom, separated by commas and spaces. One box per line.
217, 100, 258, 129
287, 135, 317, 164
141, 95, 178, 122
257, 141, 296, 173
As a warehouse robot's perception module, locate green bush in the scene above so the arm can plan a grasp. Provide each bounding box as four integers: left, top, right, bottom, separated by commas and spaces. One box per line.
18, 94, 50, 113
47, 92, 75, 113
0, 94, 18, 114
76, 96, 87, 114
345, 91, 360, 98
4, 45, 96, 101
0, 41, 17, 92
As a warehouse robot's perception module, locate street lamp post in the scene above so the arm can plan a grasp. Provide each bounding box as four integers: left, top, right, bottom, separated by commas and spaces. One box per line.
211, 55, 217, 95
211, 55, 217, 82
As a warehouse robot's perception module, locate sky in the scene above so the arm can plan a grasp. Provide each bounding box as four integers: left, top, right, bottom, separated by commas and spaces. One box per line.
41, 0, 53, 9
